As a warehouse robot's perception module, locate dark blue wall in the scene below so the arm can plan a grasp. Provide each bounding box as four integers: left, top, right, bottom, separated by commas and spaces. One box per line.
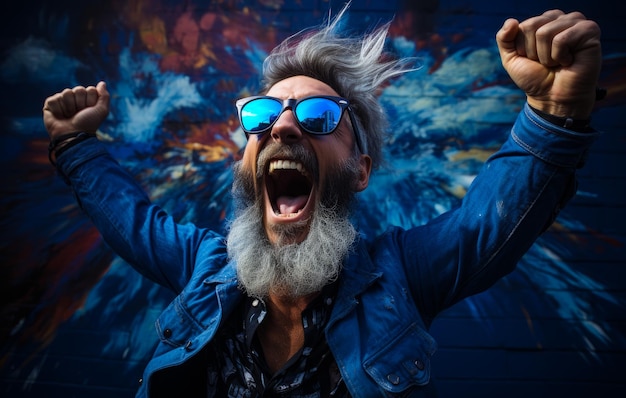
1, 0, 625, 396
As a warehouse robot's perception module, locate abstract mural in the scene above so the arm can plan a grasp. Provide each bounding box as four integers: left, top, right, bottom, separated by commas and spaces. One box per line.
1, 0, 624, 396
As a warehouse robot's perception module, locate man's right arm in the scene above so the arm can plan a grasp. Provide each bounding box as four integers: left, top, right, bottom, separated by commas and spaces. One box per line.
43, 82, 214, 292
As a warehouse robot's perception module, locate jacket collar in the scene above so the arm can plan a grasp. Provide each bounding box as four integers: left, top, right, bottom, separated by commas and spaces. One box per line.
208, 237, 380, 326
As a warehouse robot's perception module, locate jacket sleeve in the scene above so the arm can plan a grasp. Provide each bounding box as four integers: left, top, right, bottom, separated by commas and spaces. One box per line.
394, 103, 600, 318
55, 138, 219, 293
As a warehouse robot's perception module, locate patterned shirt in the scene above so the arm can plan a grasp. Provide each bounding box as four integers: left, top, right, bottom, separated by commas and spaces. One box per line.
207, 283, 350, 397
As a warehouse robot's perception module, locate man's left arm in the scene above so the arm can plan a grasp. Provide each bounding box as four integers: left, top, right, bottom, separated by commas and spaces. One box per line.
396, 10, 603, 316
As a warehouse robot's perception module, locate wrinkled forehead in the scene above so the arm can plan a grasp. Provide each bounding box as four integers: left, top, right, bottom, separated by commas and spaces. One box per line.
265, 75, 340, 99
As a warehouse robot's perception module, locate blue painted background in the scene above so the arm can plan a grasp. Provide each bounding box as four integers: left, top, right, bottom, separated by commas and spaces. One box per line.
1, 0, 625, 396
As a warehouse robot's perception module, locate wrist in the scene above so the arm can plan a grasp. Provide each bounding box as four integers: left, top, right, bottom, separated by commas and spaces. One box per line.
526, 87, 607, 121
48, 131, 97, 166
527, 105, 593, 133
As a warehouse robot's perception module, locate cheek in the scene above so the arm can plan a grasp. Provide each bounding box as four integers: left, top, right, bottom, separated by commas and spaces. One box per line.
242, 147, 255, 172
242, 134, 266, 169
330, 124, 357, 157
316, 136, 354, 166
241, 143, 260, 189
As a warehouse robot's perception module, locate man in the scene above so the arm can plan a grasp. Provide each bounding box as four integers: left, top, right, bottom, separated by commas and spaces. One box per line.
43, 5, 602, 397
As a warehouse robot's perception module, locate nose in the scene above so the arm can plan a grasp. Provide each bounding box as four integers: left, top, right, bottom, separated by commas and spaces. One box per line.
270, 110, 303, 145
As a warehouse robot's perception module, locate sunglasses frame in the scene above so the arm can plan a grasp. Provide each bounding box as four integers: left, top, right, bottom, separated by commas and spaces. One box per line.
235, 95, 364, 154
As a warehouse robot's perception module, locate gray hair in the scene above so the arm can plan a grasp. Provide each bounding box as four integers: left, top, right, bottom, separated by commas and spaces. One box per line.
261, 4, 415, 169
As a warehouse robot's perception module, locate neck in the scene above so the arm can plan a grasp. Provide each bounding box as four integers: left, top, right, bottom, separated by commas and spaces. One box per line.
256, 291, 320, 374
266, 291, 319, 325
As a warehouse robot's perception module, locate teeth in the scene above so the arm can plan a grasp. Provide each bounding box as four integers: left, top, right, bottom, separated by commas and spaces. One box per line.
274, 209, 304, 217
269, 160, 306, 175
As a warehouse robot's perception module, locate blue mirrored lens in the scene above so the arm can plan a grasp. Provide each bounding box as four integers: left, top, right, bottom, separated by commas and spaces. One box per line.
295, 98, 342, 134
241, 98, 282, 132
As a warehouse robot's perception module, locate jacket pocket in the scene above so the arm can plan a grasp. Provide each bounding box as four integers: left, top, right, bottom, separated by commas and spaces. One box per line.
155, 293, 204, 348
363, 323, 437, 393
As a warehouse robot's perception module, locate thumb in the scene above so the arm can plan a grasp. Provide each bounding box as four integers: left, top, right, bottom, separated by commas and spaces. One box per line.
96, 81, 110, 110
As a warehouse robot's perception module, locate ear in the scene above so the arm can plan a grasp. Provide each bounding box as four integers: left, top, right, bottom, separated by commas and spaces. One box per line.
354, 154, 372, 192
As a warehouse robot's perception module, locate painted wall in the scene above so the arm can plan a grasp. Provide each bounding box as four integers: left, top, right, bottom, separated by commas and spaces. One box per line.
1, 0, 625, 396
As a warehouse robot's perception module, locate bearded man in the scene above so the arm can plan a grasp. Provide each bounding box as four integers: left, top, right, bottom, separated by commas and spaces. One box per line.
43, 5, 602, 397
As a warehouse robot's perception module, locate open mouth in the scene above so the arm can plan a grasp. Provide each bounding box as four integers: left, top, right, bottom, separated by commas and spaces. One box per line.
265, 159, 314, 218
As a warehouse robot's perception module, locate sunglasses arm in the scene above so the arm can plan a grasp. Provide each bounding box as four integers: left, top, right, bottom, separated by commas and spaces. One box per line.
347, 107, 365, 155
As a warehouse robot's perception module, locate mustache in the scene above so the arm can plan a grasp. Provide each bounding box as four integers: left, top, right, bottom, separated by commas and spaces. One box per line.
256, 142, 319, 184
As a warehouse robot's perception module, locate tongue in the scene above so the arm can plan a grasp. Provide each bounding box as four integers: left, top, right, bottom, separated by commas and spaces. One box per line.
277, 195, 308, 215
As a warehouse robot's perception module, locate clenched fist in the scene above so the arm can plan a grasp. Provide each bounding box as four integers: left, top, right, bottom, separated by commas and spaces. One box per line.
43, 81, 110, 140
496, 10, 602, 119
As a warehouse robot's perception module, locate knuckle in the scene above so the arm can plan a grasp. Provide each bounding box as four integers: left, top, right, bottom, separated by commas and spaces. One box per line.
567, 11, 587, 20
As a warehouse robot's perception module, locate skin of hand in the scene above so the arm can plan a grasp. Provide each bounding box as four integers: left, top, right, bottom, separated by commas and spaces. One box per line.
43, 81, 110, 140
496, 10, 602, 119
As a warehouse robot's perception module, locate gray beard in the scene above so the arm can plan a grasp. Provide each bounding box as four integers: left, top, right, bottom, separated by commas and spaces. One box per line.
226, 147, 361, 299
226, 202, 356, 299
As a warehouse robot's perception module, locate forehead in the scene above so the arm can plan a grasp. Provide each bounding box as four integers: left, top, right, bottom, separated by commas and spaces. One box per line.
265, 75, 340, 99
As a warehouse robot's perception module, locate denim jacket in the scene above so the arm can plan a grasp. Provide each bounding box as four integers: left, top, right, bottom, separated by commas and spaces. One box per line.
56, 104, 598, 397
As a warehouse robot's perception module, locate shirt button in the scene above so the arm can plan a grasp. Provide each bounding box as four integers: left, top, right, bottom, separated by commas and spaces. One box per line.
252, 299, 259, 307
415, 360, 425, 370
163, 328, 172, 338
138, 378, 143, 385
387, 373, 400, 385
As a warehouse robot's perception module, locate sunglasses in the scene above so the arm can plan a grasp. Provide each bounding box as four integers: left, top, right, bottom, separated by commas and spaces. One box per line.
235, 95, 364, 153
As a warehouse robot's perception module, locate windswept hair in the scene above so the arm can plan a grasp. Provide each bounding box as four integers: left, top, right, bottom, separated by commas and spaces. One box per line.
262, 3, 415, 169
